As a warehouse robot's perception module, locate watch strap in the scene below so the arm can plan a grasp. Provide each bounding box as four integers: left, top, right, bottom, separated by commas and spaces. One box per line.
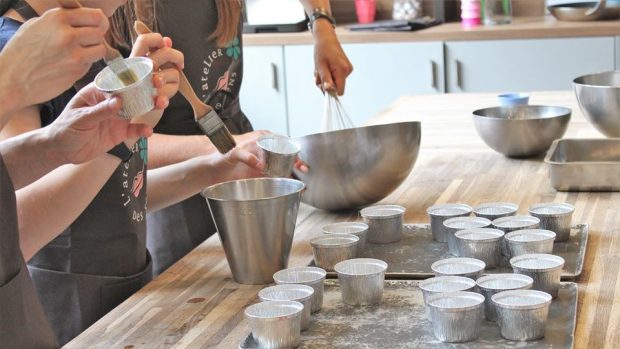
307, 7, 336, 32
107, 142, 133, 163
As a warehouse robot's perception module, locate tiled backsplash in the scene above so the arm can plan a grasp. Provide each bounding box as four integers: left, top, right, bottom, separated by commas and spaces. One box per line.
332, 0, 546, 23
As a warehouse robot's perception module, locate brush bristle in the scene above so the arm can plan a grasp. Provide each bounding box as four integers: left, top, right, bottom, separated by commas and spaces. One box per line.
117, 69, 139, 86
209, 126, 236, 154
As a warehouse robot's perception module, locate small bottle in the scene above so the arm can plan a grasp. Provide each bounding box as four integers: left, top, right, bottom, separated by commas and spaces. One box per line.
461, 0, 482, 28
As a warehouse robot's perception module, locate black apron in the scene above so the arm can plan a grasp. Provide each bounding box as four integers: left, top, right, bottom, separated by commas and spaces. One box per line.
0, 156, 58, 348
147, 0, 253, 276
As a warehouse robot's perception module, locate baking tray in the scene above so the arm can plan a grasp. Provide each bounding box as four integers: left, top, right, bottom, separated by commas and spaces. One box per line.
311, 223, 588, 280
241, 280, 577, 348
545, 138, 620, 191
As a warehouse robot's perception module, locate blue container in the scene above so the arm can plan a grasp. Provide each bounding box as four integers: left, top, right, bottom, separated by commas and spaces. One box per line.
498, 93, 529, 107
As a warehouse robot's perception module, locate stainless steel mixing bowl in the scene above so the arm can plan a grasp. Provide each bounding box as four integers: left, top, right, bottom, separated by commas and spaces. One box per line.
574, 71, 620, 137
473, 106, 571, 158
292, 122, 421, 211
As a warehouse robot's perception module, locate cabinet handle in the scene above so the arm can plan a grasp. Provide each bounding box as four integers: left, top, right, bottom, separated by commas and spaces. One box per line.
271, 63, 279, 91
455, 60, 463, 90
430, 61, 437, 89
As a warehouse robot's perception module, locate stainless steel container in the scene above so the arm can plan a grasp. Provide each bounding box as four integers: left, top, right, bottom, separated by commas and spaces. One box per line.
202, 178, 305, 285
310, 234, 359, 271
573, 71, 620, 137
492, 215, 540, 256
455, 228, 504, 268
443, 217, 492, 256
257, 135, 301, 178
492, 290, 553, 341
427, 291, 485, 343
419, 276, 477, 320
473, 202, 518, 220
360, 205, 405, 244
529, 202, 575, 242
431, 257, 486, 280
258, 284, 314, 331
245, 300, 304, 349
322, 222, 368, 256
505, 229, 556, 257
334, 258, 388, 306
510, 253, 565, 298
273, 267, 327, 313
476, 274, 534, 321
427, 203, 473, 242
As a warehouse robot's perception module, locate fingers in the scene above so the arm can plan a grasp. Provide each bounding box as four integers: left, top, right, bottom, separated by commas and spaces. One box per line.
75, 26, 106, 47
78, 43, 107, 64
148, 46, 184, 70
72, 96, 123, 126
316, 65, 335, 94
58, 8, 109, 31
231, 148, 264, 172
131, 33, 165, 58
126, 124, 154, 139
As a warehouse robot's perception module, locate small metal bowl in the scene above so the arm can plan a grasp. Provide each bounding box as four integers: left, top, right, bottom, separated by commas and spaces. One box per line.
431, 257, 486, 280
443, 217, 492, 256
419, 276, 477, 320
310, 234, 359, 271
245, 300, 304, 349
528, 202, 575, 242
492, 215, 541, 256
360, 205, 405, 244
334, 258, 388, 306
476, 274, 534, 321
473, 202, 519, 220
505, 229, 556, 258
492, 290, 553, 341
273, 267, 327, 313
257, 135, 301, 178
322, 222, 368, 256
510, 253, 565, 298
427, 203, 473, 242
427, 291, 485, 343
455, 228, 504, 268
258, 284, 315, 331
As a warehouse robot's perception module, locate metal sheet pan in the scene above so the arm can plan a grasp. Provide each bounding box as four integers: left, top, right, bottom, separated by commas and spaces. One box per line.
545, 138, 620, 191
241, 280, 577, 349
311, 223, 588, 280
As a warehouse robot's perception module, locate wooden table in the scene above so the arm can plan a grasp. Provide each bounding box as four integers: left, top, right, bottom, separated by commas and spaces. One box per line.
66, 91, 620, 348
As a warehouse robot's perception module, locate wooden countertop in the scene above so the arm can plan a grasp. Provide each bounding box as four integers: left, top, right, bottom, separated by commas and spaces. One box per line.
243, 16, 620, 46
66, 91, 620, 349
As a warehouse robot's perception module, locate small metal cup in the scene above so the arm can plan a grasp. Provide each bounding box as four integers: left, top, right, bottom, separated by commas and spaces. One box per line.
473, 202, 519, 220
492, 290, 553, 341
505, 229, 556, 258
257, 135, 301, 178
245, 300, 304, 349
455, 228, 504, 268
322, 222, 368, 256
528, 202, 575, 242
476, 274, 534, 321
419, 276, 477, 320
273, 267, 326, 313
310, 234, 359, 271
360, 205, 405, 244
427, 291, 485, 343
492, 215, 540, 256
510, 253, 564, 298
443, 217, 492, 256
94, 57, 155, 119
258, 284, 314, 331
431, 257, 486, 280
334, 258, 388, 306
427, 203, 473, 242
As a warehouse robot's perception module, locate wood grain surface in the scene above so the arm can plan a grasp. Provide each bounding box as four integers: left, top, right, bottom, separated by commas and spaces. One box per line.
243, 17, 620, 46
65, 91, 618, 348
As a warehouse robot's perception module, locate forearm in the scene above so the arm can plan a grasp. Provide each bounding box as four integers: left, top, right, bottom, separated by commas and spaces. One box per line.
16, 154, 121, 260
148, 132, 215, 169
299, 0, 332, 15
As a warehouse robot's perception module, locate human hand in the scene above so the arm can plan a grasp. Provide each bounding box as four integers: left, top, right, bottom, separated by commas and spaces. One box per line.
206, 142, 265, 184
0, 7, 108, 111
45, 83, 153, 165
233, 130, 271, 148
312, 20, 353, 95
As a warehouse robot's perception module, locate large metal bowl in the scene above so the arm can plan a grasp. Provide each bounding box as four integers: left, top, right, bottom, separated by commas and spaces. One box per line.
293, 122, 421, 210
574, 71, 620, 137
548, 0, 606, 21
473, 106, 571, 158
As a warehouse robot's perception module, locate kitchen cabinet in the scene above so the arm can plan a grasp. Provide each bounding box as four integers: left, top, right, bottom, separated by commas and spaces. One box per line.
239, 45, 289, 135
284, 42, 445, 137
445, 37, 615, 93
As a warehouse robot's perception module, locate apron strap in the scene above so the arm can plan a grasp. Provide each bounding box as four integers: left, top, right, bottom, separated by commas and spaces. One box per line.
12, 0, 38, 20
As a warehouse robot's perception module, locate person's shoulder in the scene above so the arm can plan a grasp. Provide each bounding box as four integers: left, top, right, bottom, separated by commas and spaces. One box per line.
0, 16, 22, 51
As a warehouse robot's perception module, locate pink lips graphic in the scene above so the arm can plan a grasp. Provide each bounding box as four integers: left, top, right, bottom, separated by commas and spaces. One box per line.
132, 171, 144, 197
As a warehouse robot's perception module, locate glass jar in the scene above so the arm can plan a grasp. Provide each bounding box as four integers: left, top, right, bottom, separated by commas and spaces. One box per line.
484, 0, 512, 25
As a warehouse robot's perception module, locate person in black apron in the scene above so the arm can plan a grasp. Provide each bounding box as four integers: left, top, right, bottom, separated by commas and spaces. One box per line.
142, 0, 353, 276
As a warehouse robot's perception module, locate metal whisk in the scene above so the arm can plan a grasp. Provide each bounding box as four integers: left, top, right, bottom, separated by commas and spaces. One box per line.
321, 91, 355, 132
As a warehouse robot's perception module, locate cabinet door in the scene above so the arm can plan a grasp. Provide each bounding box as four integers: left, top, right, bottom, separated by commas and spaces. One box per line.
240, 46, 288, 135
285, 42, 444, 137
445, 37, 615, 93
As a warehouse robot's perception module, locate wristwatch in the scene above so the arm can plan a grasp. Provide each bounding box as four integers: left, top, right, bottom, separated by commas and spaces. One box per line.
307, 7, 336, 32
107, 142, 133, 163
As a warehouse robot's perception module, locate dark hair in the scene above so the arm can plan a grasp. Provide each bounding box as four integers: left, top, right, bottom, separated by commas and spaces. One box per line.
0, 0, 19, 16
